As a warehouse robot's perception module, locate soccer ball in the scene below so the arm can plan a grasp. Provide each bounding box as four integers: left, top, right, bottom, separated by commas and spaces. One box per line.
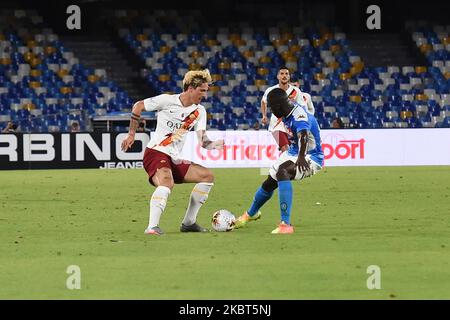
211, 209, 236, 232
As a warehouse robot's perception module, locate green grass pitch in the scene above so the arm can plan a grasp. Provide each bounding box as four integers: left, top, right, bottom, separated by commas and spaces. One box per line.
1, 166, 449, 299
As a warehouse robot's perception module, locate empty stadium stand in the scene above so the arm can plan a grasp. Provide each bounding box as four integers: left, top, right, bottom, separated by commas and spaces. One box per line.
1, 3, 449, 133
109, 9, 450, 130
0, 9, 137, 132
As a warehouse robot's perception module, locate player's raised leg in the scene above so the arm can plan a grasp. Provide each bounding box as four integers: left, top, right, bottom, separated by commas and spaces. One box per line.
234, 176, 278, 229
179, 163, 214, 232
272, 161, 296, 234
145, 167, 174, 236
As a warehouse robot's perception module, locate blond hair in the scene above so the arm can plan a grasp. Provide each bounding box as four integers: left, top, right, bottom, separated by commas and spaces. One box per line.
182, 69, 212, 91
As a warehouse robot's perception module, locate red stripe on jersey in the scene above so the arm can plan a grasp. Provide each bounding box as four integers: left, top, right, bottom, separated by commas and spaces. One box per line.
287, 88, 297, 100
273, 117, 284, 129
157, 133, 174, 147
154, 108, 200, 148
181, 108, 200, 130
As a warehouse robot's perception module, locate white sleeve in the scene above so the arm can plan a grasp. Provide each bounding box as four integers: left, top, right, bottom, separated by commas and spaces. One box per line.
143, 94, 168, 112
303, 92, 315, 114
194, 106, 207, 131
261, 88, 270, 104
295, 87, 303, 104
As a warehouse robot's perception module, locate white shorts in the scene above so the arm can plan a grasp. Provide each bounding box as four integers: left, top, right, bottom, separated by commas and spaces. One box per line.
269, 152, 322, 181
268, 114, 287, 133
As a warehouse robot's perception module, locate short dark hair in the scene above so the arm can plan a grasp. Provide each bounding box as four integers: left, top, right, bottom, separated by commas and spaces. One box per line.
278, 66, 289, 72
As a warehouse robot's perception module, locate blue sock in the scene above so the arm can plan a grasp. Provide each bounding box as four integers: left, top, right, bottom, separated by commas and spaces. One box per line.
278, 180, 293, 224
248, 187, 273, 216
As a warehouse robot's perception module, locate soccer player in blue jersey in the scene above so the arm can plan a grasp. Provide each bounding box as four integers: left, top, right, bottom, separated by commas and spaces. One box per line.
235, 88, 324, 234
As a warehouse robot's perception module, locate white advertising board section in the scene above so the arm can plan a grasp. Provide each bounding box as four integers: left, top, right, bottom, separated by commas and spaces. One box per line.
178, 129, 450, 167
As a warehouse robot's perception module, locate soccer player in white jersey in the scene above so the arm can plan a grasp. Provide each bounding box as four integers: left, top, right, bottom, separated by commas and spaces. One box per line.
261, 66, 315, 152
121, 69, 224, 235
235, 88, 323, 234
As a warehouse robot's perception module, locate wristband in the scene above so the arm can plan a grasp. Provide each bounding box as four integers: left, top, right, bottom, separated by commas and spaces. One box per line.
131, 112, 140, 122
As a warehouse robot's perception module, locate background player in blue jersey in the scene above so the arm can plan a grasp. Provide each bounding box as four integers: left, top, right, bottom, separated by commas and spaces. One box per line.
235, 88, 324, 234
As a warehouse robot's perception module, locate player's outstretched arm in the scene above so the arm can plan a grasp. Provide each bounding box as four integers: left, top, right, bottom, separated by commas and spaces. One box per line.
305, 93, 315, 115
196, 130, 224, 150
296, 130, 310, 172
121, 100, 146, 151
261, 100, 268, 125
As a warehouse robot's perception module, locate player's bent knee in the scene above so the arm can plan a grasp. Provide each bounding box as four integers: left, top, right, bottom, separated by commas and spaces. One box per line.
276, 162, 296, 181
262, 176, 278, 192
153, 177, 174, 189
201, 169, 214, 183
160, 179, 174, 189
276, 166, 295, 181
276, 169, 290, 181
154, 168, 174, 189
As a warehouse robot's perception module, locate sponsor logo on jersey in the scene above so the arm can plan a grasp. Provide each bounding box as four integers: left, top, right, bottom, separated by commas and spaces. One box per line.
154, 108, 200, 148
